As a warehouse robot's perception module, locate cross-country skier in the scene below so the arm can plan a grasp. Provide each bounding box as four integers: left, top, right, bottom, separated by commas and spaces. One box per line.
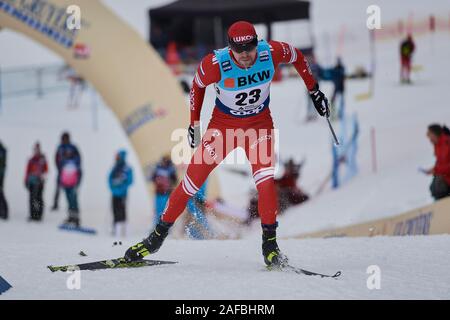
125, 21, 330, 267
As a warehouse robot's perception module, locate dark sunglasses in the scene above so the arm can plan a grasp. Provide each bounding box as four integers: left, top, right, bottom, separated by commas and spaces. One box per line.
229, 38, 258, 53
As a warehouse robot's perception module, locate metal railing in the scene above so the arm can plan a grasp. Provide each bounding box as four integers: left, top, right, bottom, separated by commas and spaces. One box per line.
0, 63, 72, 111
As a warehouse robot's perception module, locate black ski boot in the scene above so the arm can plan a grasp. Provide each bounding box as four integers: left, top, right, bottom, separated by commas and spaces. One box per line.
262, 223, 288, 268
124, 221, 173, 262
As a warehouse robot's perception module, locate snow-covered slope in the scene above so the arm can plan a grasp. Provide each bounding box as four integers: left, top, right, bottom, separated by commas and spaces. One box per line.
1, 221, 449, 299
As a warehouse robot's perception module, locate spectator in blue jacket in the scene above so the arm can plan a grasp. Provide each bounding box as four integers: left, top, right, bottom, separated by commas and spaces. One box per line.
109, 150, 133, 237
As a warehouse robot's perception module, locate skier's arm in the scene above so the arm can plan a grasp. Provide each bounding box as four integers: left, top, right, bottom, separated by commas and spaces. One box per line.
188, 54, 220, 148
270, 40, 329, 117
190, 54, 221, 126
269, 40, 316, 91
190, 84, 206, 127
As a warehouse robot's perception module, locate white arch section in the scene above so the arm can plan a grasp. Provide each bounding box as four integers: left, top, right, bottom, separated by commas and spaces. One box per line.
0, 0, 220, 199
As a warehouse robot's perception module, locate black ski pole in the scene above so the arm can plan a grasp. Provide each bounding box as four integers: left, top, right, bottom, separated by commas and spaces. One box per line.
326, 116, 340, 146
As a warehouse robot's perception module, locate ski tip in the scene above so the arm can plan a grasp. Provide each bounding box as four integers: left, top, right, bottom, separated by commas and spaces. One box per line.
332, 271, 342, 278
47, 265, 73, 272
47, 265, 58, 272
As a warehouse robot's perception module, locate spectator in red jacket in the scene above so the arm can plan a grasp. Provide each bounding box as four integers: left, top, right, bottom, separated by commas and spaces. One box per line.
25, 142, 48, 221
425, 124, 450, 200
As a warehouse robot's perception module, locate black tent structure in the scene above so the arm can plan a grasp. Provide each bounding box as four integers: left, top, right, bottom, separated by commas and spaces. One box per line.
149, 0, 312, 60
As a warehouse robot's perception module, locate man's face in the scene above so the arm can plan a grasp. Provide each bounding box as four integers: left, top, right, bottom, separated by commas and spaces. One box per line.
231, 47, 257, 68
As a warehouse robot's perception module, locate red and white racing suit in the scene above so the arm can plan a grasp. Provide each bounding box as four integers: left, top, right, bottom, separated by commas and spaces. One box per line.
161, 40, 317, 226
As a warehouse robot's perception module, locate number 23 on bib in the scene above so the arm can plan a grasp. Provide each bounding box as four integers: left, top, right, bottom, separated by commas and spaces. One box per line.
214, 40, 274, 118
